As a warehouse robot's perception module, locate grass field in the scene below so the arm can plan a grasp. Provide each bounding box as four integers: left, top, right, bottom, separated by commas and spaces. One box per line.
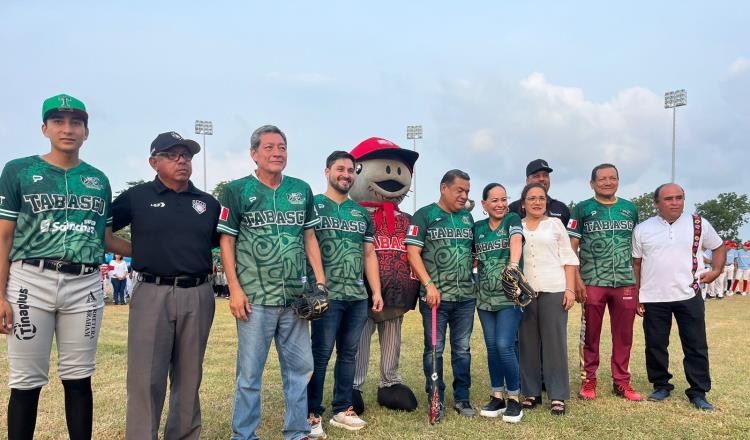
1, 296, 749, 439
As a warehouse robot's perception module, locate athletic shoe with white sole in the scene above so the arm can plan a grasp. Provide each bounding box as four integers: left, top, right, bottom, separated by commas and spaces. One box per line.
479, 396, 506, 417
330, 407, 367, 431
502, 399, 524, 423
307, 413, 326, 439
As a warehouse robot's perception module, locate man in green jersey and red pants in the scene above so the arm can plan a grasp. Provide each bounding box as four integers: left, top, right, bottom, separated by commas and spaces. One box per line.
406, 169, 476, 422
218, 125, 326, 440
306, 151, 384, 438
568, 163, 643, 401
0, 94, 130, 440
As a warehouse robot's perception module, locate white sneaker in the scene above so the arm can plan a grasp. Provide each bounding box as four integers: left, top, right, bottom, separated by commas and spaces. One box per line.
329, 407, 367, 431
308, 413, 326, 439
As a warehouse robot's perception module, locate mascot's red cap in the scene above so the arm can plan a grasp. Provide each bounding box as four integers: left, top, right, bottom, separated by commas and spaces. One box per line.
350, 137, 419, 172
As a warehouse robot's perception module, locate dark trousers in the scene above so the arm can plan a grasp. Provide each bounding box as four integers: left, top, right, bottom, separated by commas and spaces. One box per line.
643, 294, 711, 399
112, 278, 127, 304
419, 299, 475, 403
308, 299, 369, 415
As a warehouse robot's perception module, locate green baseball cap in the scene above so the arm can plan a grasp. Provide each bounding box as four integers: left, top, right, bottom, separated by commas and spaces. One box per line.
42, 93, 88, 122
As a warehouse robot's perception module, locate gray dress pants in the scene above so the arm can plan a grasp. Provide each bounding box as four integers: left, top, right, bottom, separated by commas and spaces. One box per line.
125, 281, 215, 440
519, 291, 570, 401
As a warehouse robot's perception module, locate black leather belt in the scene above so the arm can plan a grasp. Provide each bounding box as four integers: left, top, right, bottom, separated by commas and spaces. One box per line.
138, 273, 209, 288
22, 259, 98, 276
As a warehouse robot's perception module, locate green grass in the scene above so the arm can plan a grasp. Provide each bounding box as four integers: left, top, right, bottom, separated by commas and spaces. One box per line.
2, 296, 750, 439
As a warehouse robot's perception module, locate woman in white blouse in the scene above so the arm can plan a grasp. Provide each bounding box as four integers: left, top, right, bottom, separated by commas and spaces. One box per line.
518, 183, 579, 416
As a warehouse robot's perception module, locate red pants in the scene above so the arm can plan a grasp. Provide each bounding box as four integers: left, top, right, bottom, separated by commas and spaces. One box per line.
581, 285, 637, 384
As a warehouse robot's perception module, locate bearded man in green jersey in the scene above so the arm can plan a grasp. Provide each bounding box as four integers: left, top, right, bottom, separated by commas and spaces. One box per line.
568, 163, 643, 402
306, 151, 384, 438
218, 125, 326, 440
0, 94, 130, 440
406, 169, 476, 421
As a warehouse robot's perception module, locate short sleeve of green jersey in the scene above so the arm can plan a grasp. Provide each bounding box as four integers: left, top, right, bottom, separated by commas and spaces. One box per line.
364, 211, 374, 243
567, 203, 583, 238
507, 212, 523, 237
217, 183, 240, 236
303, 185, 320, 229
405, 207, 428, 248
0, 162, 20, 221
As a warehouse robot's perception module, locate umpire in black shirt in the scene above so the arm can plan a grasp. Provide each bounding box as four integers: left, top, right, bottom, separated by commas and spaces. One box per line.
112, 131, 220, 440
508, 159, 571, 226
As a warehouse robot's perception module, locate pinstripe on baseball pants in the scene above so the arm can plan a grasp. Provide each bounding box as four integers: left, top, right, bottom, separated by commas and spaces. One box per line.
353, 315, 404, 390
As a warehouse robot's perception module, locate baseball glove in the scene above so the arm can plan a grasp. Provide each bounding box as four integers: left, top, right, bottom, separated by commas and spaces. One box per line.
292, 283, 330, 320
501, 265, 538, 307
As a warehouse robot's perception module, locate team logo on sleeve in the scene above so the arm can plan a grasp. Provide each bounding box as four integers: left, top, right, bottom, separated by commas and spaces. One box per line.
192, 200, 207, 214
81, 176, 103, 190
407, 225, 419, 236
219, 206, 229, 221
567, 219, 578, 229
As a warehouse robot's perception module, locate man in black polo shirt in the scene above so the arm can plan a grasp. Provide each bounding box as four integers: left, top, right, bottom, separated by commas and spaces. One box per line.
112, 131, 220, 440
508, 159, 570, 226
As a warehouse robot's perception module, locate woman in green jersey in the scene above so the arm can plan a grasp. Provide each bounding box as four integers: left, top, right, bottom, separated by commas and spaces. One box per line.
473, 183, 524, 423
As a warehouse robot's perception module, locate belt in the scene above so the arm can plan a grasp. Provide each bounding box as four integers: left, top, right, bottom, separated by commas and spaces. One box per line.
138, 273, 209, 288
22, 259, 98, 276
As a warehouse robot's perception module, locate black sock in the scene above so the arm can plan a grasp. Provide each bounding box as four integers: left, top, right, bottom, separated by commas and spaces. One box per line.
8, 387, 42, 440
62, 377, 93, 440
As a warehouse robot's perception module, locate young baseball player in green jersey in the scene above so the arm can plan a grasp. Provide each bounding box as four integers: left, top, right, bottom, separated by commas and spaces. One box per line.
567, 163, 643, 402
218, 125, 326, 440
306, 151, 384, 438
0, 94, 130, 440
406, 169, 476, 421
473, 183, 525, 422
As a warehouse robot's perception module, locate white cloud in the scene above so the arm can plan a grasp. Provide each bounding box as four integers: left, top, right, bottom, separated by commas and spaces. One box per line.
728, 57, 750, 77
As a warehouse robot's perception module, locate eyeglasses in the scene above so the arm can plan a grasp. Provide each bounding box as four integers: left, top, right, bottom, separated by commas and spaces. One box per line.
155, 151, 193, 162
525, 196, 547, 203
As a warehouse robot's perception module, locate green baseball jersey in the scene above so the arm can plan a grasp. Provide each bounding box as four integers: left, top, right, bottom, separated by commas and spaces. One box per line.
473, 213, 523, 311
217, 174, 320, 305
567, 197, 638, 287
0, 156, 112, 264
307, 195, 374, 301
405, 203, 474, 302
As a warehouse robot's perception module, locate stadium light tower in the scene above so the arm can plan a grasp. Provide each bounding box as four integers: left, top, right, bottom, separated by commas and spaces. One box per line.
664, 89, 687, 183
195, 120, 213, 191
406, 125, 423, 213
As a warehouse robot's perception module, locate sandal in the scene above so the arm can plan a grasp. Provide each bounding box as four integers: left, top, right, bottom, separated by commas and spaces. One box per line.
521, 396, 542, 410
550, 400, 566, 416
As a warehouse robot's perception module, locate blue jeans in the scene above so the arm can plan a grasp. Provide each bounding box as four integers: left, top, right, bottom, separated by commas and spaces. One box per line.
477, 307, 522, 395
112, 278, 126, 304
420, 298, 475, 403
231, 305, 313, 440
308, 299, 368, 415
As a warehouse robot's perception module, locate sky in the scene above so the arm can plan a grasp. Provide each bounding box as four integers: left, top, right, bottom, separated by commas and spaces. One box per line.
1, 1, 749, 234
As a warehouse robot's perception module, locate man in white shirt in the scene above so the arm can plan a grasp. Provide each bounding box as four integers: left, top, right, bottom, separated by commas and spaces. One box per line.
632, 183, 726, 411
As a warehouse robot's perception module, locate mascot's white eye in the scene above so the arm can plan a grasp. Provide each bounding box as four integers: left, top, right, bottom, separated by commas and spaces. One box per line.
355, 163, 363, 174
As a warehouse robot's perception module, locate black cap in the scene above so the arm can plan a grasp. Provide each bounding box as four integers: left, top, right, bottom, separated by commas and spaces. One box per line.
526, 159, 553, 176
150, 132, 201, 156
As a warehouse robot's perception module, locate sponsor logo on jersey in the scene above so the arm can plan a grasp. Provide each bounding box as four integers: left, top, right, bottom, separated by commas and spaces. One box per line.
13, 288, 37, 341
23, 193, 106, 215
192, 200, 207, 214
407, 225, 419, 236
351, 209, 362, 217
219, 206, 229, 221
150, 202, 166, 208
249, 196, 257, 203
583, 220, 635, 233
317, 216, 366, 233
479, 234, 485, 239
620, 209, 633, 218
462, 216, 471, 225
32, 175, 43, 183
81, 176, 103, 190
426, 227, 473, 240
567, 219, 578, 229
318, 203, 326, 209
40, 220, 96, 234
243, 210, 305, 228
591, 210, 597, 216
287, 192, 303, 204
